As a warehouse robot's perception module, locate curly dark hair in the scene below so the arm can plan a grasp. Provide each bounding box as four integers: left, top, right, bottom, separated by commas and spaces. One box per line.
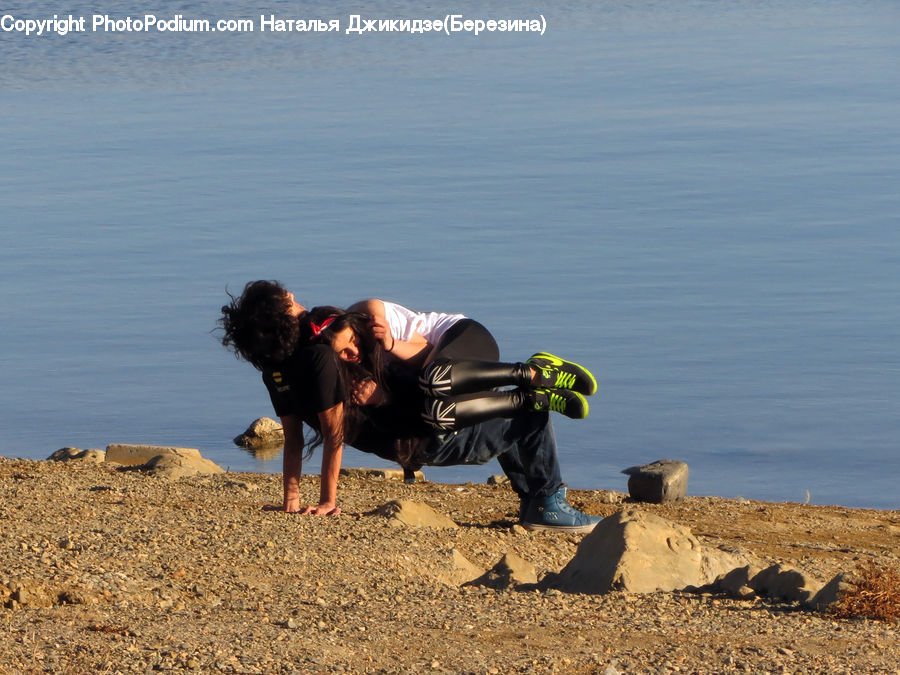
219, 280, 301, 371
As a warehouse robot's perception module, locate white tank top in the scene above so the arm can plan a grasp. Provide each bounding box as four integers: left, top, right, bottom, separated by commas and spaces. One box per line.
381, 301, 465, 345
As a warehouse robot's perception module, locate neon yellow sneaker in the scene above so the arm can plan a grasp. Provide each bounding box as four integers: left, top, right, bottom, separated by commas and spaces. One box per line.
531, 387, 589, 419
527, 352, 598, 396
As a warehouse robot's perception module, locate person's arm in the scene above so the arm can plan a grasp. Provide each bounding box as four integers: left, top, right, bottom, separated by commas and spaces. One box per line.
280, 414, 303, 512
348, 298, 430, 363
299, 402, 344, 516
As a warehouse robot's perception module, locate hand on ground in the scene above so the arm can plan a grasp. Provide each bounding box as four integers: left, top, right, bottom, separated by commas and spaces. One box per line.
299, 504, 342, 516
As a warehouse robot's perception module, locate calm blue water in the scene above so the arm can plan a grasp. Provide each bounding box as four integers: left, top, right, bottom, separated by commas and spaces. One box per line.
2, 1, 898, 509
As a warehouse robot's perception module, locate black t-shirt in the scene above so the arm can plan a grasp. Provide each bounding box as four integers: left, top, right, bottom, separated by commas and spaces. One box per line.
262, 343, 428, 460
263, 343, 343, 423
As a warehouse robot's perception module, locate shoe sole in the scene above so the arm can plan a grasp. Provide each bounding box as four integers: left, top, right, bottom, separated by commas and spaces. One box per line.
519, 521, 599, 534
528, 352, 598, 396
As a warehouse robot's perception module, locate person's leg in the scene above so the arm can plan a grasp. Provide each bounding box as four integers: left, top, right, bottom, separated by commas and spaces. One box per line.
420, 415, 559, 499
421, 354, 597, 400
422, 388, 589, 429
419, 413, 599, 532
420, 359, 528, 398
503, 414, 600, 532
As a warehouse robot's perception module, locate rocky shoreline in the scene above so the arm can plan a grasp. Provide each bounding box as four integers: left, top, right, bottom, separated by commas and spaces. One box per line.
1, 452, 898, 673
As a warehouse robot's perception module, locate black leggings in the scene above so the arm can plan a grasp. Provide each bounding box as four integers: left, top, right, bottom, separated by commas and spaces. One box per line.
420, 320, 537, 431
430, 319, 500, 362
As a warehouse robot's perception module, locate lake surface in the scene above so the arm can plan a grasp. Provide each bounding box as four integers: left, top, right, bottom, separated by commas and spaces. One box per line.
2, 1, 898, 509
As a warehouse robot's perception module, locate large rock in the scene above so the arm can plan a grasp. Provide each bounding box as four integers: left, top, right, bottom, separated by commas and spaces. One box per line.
233, 417, 284, 449
105, 444, 202, 466
144, 453, 224, 480
372, 500, 458, 529
622, 459, 689, 503
546, 509, 756, 594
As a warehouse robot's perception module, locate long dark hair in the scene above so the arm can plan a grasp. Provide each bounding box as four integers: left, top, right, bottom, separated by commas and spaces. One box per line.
308, 311, 385, 384
331, 312, 426, 470
297, 307, 388, 457
302, 308, 423, 469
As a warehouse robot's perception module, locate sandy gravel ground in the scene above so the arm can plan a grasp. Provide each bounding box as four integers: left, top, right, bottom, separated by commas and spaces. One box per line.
1, 456, 898, 674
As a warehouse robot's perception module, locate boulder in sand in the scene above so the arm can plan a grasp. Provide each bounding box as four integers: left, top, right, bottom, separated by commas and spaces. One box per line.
546, 509, 757, 594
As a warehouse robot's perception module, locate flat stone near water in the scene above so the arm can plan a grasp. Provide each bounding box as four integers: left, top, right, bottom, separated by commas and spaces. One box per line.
105, 444, 202, 466
622, 458, 689, 503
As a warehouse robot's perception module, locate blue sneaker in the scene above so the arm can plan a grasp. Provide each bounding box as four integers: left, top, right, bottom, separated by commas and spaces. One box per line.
527, 352, 598, 396
520, 488, 601, 533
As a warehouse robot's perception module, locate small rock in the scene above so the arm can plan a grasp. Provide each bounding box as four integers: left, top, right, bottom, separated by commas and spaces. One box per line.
341, 467, 425, 482
807, 570, 857, 611
48, 447, 83, 461
709, 564, 762, 598
467, 553, 538, 589
233, 417, 284, 449
736, 585, 756, 599
48, 447, 106, 463
622, 459, 689, 503
371, 500, 457, 529
223, 479, 258, 491
751, 564, 822, 604
80, 449, 106, 464
435, 549, 484, 586
8, 580, 55, 608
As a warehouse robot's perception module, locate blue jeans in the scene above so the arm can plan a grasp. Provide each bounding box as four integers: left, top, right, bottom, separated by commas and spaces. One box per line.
419, 410, 564, 500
